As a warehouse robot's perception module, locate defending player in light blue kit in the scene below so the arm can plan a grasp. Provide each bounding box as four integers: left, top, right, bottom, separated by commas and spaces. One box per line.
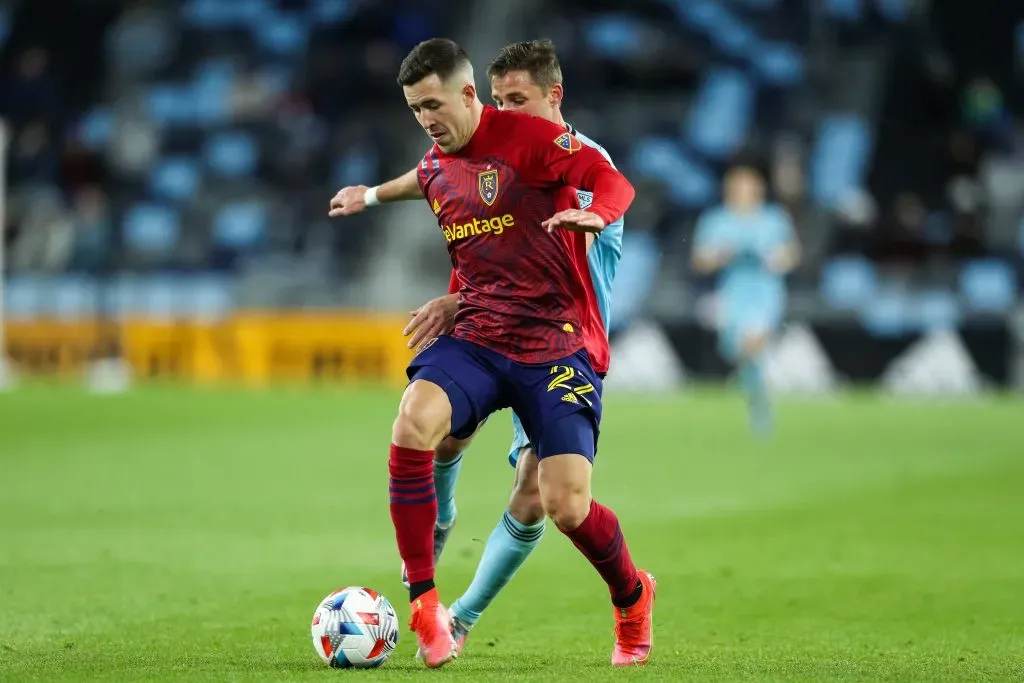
693, 161, 800, 436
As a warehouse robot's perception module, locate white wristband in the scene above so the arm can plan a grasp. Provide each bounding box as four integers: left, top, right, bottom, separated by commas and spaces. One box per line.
364, 186, 380, 207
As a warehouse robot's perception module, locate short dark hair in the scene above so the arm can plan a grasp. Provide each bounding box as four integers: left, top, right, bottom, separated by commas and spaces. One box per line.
397, 38, 472, 87
487, 39, 563, 90
726, 153, 767, 179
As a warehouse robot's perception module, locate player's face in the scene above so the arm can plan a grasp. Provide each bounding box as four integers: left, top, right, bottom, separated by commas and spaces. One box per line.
724, 168, 765, 211
403, 74, 475, 153
490, 70, 562, 123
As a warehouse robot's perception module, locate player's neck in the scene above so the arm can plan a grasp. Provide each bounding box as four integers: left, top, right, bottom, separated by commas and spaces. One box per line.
448, 100, 485, 154
729, 202, 759, 214
552, 108, 567, 130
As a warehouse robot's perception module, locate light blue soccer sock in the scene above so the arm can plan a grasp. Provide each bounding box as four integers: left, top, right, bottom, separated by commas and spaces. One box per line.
739, 356, 772, 435
450, 510, 545, 626
738, 356, 763, 397
433, 453, 463, 527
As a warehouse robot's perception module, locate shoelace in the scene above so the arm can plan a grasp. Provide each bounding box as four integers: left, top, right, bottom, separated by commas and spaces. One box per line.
408, 603, 429, 632
410, 603, 445, 641
614, 605, 646, 648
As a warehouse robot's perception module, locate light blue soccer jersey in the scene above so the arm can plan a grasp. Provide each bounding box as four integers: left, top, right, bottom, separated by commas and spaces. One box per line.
693, 204, 795, 345
572, 125, 623, 332
508, 124, 624, 464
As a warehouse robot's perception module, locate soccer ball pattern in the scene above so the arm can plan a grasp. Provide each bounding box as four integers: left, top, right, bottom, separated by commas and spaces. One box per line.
311, 587, 399, 668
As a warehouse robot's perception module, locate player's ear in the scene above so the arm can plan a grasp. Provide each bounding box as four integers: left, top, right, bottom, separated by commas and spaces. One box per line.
547, 83, 564, 108
461, 83, 476, 107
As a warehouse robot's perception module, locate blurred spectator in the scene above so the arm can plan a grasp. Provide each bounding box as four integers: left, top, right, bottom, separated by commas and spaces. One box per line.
2, 47, 60, 126
331, 123, 381, 190
233, 70, 281, 122
60, 140, 107, 194
105, 2, 176, 82
9, 120, 59, 185
875, 191, 930, 264
106, 115, 159, 179
960, 77, 1015, 154
831, 188, 878, 255
68, 185, 115, 273
10, 202, 74, 274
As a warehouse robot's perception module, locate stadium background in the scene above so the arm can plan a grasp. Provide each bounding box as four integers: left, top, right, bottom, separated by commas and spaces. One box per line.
1, 0, 1022, 392
2, 1, 1023, 681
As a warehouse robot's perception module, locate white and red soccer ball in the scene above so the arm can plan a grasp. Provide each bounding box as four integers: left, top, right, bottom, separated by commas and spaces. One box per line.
311, 587, 399, 669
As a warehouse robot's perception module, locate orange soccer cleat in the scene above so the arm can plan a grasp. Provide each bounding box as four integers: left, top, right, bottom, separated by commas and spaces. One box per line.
409, 589, 457, 669
611, 570, 656, 666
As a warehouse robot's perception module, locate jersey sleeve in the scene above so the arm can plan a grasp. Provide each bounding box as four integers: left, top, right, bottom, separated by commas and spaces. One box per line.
599, 214, 625, 259
693, 210, 726, 251
514, 115, 635, 228
760, 206, 797, 253
772, 207, 797, 247
447, 269, 459, 295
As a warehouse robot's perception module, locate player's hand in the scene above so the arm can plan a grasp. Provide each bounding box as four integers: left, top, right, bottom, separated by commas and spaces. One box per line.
403, 294, 459, 350
765, 248, 794, 274
328, 185, 369, 217
542, 209, 606, 234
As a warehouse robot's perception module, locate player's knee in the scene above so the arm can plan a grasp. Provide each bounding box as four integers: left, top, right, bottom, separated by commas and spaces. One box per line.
435, 434, 470, 464
538, 455, 593, 531
541, 486, 590, 531
508, 456, 544, 525
392, 380, 451, 450
392, 413, 438, 451
741, 331, 767, 357
508, 490, 545, 526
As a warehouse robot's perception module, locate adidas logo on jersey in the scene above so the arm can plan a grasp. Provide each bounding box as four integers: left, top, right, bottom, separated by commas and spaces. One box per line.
561, 393, 579, 404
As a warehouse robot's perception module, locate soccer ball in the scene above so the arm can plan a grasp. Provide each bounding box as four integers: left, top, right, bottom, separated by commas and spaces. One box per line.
311, 587, 400, 669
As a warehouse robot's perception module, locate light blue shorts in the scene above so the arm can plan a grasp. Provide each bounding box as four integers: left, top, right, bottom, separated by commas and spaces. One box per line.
507, 411, 532, 468
719, 296, 784, 361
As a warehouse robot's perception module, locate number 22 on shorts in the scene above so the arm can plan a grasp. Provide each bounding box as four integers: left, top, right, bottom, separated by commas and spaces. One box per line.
547, 365, 595, 407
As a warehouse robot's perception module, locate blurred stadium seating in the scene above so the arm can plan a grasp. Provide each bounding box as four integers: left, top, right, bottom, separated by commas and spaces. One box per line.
1, 0, 1023, 387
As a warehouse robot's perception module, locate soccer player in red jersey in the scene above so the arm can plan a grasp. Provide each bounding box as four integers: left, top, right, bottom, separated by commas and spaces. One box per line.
333, 39, 654, 669
330, 40, 650, 666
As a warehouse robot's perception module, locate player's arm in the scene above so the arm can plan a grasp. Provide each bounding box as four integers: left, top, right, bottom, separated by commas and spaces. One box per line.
693, 247, 732, 274
517, 118, 635, 233
328, 168, 421, 217
765, 210, 801, 274
692, 212, 732, 274
766, 243, 800, 274
402, 271, 460, 350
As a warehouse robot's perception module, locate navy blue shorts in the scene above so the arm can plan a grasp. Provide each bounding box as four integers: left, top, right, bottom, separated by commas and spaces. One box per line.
407, 336, 603, 461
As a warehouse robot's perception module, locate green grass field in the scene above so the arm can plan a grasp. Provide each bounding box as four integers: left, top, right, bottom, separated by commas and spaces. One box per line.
1, 385, 1023, 681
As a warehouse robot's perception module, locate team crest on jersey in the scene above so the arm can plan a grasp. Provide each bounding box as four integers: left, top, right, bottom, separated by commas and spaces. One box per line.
478, 169, 499, 206
554, 132, 582, 154
576, 190, 594, 210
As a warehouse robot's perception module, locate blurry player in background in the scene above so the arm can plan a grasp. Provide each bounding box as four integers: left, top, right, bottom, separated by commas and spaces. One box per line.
692, 161, 800, 436
330, 39, 652, 669
332, 39, 625, 655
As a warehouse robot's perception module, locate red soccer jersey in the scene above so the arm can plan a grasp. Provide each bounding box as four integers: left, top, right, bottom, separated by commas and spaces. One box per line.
446, 185, 610, 374
419, 106, 633, 365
